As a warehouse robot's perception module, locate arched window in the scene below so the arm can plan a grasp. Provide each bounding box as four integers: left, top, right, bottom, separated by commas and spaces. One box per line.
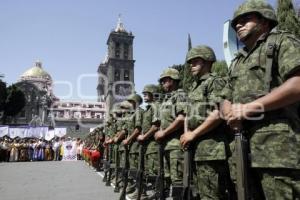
124, 43, 129, 59
115, 42, 120, 58
114, 69, 120, 81
124, 70, 130, 81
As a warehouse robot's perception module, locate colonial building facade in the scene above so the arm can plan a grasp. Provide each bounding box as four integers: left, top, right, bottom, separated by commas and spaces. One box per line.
51, 101, 105, 121
15, 60, 56, 126
15, 61, 105, 137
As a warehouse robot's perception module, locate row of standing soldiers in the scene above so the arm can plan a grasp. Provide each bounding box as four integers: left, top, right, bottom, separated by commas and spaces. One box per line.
100, 63, 232, 200
98, 1, 300, 199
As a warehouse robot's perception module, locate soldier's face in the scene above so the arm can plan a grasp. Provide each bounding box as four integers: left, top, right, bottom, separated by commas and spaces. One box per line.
189, 57, 207, 76
143, 92, 153, 103
235, 13, 263, 43
161, 77, 175, 92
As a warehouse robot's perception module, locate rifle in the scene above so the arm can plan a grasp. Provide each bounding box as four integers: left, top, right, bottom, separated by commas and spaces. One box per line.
154, 141, 165, 200
114, 144, 121, 192
105, 143, 113, 186
136, 143, 145, 200
119, 145, 129, 200
234, 128, 250, 200
102, 143, 110, 183
181, 117, 194, 200
221, 100, 249, 200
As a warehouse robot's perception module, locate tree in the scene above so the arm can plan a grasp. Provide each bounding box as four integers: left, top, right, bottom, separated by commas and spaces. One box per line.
170, 64, 186, 89
0, 80, 7, 112
181, 63, 196, 92
212, 60, 228, 77
2, 84, 26, 124
277, 0, 300, 38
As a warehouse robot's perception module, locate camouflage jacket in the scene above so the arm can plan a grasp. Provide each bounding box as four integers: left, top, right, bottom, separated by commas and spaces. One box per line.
142, 102, 160, 154
121, 107, 144, 153
226, 29, 300, 169
188, 73, 228, 161
118, 112, 131, 151
159, 89, 188, 151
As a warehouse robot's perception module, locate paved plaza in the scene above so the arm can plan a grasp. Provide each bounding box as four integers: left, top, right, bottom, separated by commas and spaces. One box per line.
0, 161, 119, 200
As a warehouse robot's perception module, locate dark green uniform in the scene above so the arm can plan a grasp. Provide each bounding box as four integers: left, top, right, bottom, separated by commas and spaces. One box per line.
127, 107, 144, 170
226, 1, 300, 198
188, 73, 230, 199
143, 102, 160, 175
159, 89, 187, 185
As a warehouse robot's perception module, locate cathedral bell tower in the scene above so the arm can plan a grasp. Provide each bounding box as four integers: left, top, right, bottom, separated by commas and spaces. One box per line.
97, 15, 135, 114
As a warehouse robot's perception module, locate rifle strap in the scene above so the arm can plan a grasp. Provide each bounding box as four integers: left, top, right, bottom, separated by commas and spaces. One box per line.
264, 34, 277, 93
203, 75, 218, 113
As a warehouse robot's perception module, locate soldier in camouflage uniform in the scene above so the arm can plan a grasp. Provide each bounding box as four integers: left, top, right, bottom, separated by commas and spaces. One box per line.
105, 103, 126, 186
95, 126, 105, 171
103, 109, 118, 180
111, 101, 133, 188
122, 93, 144, 196
180, 45, 233, 199
222, 0, 300, 199
136, 84, 161, 198
103, 115, 114, 164
154, 68, 188, 199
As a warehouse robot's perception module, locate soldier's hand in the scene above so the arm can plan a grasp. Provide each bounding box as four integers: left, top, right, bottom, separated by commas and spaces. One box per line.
220, 100, 232, 121
154, 130, 165, 141
180, 131, 195, 148
122, 139, 129, 145
113, 137, 118, 143
227, 103, 246, 131
137, 135, 145, 142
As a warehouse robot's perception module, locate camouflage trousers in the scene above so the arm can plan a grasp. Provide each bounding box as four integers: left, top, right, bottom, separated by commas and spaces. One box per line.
229, 155, 300, 199
195, 160, 231, 200
164, 149, 184, 185
144, 152, 159, 175
129, 152, 139, 170
111, 144, 119, 164
255, 168, 300, 199
119, 150, 125, 168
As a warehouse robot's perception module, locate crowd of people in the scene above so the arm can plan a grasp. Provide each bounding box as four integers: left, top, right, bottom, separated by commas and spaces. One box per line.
0, 136, 84, 162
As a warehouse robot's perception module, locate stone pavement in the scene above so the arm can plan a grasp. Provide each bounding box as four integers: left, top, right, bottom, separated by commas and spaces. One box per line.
0, 161, 120, 200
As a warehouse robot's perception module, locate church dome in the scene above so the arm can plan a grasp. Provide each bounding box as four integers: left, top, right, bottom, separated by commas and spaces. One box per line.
20, 61, 52, 81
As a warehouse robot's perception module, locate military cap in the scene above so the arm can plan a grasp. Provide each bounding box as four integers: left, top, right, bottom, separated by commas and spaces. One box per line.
120, 100, 133, 109
142, 84, 159, 94
158, 68, 180, 82
231, 0, 278, 29
127, 93, 143, 105
186, 45, 216, 63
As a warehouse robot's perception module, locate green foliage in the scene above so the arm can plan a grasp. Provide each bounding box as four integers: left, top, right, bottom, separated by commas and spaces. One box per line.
212, 60, 229, 77
170, 64, 185, 89
0, 80, 7, 111
170, 63, 195, 92
182, 63, 195, 92
4, 85, 26, 117
277, 0, 300, 38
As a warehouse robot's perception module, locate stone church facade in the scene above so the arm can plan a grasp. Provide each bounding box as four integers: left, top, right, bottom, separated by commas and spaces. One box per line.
97, 16, 135, 114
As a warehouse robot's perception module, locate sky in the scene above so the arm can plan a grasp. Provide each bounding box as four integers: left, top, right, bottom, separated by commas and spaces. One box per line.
0, 0, 279, 102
